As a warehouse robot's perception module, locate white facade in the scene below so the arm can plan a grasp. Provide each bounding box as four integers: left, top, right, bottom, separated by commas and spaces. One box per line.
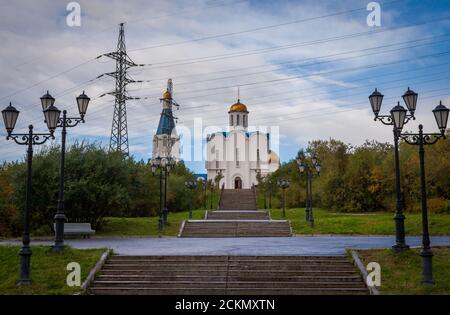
205, 99, 279, 189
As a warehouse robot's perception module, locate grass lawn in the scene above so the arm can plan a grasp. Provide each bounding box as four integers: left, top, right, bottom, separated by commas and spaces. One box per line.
96, 208, 450, 237
97, 209, 206, 237
271, 208, 450, 236
356, 247, 450, 294
0, 246, 105, 295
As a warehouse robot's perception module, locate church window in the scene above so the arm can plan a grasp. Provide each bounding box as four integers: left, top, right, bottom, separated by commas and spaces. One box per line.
237, 115, 240, 125
230, 115, 233, 125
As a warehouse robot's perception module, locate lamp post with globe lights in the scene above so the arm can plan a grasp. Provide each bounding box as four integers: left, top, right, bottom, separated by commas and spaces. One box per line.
41, 91, 91, 252
296, 153, 321, 227
393, 100, 449, 285
2, 98, 60, 285
197, 177, 207, 210
368, 87, 418, 252
151, 155, 176, 235
277, 179, 290, 219
185, 179, 197, 219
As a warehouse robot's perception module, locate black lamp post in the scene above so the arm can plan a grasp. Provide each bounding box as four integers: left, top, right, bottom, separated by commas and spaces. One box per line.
197, 177, 207, 210
151, 155, 176, 235
2, 100, 60, 285
296, 153, 321, 227
277, 179, 290, 219
47, 91, 90, 252
268, 180, 272, 209
395, 100, 449, 285
185, 180, 196, 219
369, 87, 418, 252
209, 180, 214, 210
263, 182, 267, 209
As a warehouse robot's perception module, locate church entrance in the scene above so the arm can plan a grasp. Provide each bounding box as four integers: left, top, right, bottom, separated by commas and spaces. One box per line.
234, 177, 242, 189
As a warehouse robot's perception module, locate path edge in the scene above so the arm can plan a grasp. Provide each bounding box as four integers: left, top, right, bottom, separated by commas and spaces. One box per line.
78, 249, 111, 294
350, 249, 380, 295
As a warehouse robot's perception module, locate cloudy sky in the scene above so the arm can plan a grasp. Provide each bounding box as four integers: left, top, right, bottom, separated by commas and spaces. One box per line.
1, 0, 449, 173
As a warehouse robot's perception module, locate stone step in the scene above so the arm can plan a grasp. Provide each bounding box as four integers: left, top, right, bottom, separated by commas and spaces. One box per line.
91, 287, 369, 295
107, 259, 351, 265
209, 212, 268, 220
92, 280, 366, 289
95, 274, 362, 282
179, 220, 292, 237
99, 269, 360, 277
109, 255, 348, 261
103, 263, 354, 272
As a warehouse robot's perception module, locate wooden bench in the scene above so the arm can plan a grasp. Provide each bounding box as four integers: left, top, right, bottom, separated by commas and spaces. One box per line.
54, 223, 95, 239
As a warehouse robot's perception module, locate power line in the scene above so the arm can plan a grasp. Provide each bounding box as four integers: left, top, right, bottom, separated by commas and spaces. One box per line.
126, 49, 450, 99
129, 0, 405, 52
131, 14, 450, 69
128, 33, 450, 80
83, 68, 450, 131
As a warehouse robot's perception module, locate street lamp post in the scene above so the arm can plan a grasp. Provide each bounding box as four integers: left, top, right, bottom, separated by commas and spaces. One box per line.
277, 179, 290, 219
209, 180, 214, 210
185, 180, 197, 219
296, 153, 321, 227
151, 155, 176, 235
369, 87, 417, 252
43, 91, 90, 252
197, 177, 207, 210
263, 184, 267, 209
268, 180, 272, 209
394, 101, 449, 285
2, 100, 60, 285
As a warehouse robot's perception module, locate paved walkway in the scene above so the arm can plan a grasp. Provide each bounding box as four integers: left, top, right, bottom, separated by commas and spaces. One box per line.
1, 236, 450, 255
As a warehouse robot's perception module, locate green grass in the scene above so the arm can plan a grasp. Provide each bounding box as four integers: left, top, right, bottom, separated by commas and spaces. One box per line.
97, 209, 206, 237
95, 208, 450, 237
271, 208, 450, 236
0, 246, 105, 295
356, 247, 450, 294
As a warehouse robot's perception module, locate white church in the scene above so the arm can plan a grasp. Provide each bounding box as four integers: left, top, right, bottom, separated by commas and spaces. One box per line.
205, 98, 280, 189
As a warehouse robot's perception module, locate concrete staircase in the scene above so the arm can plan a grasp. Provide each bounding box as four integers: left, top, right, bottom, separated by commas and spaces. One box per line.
206, 210, 270, 220
90, 255, 370, 295
179, 220, 291, 237
219, 188, 257, 210
178, 188, 292, 237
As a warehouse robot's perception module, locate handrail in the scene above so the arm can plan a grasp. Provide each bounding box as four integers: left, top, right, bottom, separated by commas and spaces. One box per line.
217, 183, 225, 209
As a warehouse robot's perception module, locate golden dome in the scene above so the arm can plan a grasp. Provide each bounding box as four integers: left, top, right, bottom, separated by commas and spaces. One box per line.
162, 90, 172, 100
229, 99, 248, 113
268, 150, 279, 164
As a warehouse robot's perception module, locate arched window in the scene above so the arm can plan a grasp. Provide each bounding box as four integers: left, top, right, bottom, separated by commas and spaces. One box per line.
237, 115, 240, 125
243, 115, 247, 127
230, 115, 233, 126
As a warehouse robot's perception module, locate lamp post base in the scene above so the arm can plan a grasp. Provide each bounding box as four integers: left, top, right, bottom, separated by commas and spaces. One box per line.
392, 243, 410, 252
393, 213, 409, 252
420, 249, 434, 285
18, 246, 32, 286
52, 212, 66, 252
